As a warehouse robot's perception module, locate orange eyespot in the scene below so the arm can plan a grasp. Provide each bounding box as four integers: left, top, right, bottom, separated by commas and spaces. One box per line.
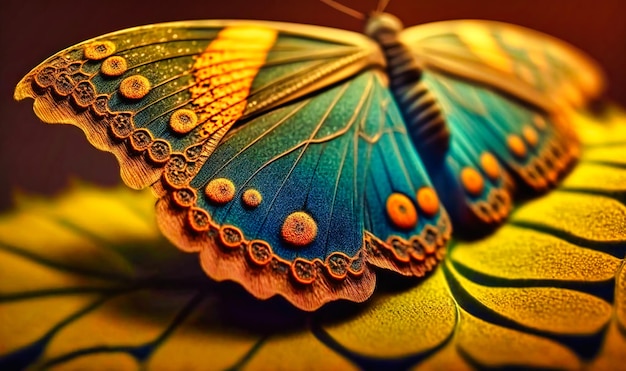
533, 115, 547, 130
205, 178, 236, 205
416, 187, 439, 216
480, 152, 500, 180
173, 188, 196, 207
119, 75, 151, 100
461, 167, 485, 196
242, 189, 262, 208
248, 240, 272, 266
147, 140, 171, 163
188, 207, 211, 232
84, 41, 116, 60
219, 225, 244, 249
523, 125, 539, 147
281, 212, 318, 247
170, 109, 199, 134
386, 193, 418, 230
291, 259, 316, 284
101, 56, 127, 76
507, 134, 527, 158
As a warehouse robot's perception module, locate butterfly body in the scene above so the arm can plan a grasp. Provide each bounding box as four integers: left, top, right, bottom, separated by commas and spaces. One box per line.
15, 14, 603, 310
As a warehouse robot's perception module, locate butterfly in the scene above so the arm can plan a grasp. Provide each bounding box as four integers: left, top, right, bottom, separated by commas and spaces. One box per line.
14, 4, 603, 310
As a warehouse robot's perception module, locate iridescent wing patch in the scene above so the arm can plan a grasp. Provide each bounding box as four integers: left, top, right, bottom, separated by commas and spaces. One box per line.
399, 20, 601, 233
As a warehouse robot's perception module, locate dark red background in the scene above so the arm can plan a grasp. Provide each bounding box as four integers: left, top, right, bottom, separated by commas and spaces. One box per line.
1, 0, 624, 210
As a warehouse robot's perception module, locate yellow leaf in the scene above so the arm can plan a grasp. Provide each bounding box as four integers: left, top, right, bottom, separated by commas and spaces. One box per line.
562, 162, 626, 195
573, 107, 626, 146
0, 296, 98, 356
322, 268, 457, 358
146, 298, 260, 371
243, 331, 358, 371
0, 185, 261, 369
447, 262, 613, 335
512, 192, 626, 244
451, 226, 622, 282
456, 310, 581, 369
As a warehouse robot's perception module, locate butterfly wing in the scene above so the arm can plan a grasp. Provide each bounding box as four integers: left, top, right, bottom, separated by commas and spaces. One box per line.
400, 20, 604, 110
156, 71, 450, 310
15, 21, 449, 310
15, 20, 382, 190
399, 20, 603, 233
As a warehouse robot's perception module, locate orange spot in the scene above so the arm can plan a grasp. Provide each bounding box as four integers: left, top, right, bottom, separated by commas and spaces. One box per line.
281, 212, 317, 247
461, 167, 484, 196
205, 178, 235, 205
173, 188, 196, 207
533, 115, 547, 130
326, 253, 350, 279
507, 134, 527, 158
84, 41, 116, 60
248, 240, 272, 266
242, 189, 262, 208
416, 187, 439, 216
386, 193, 418, 230
523, 125, 539, 147
291, 259, 316, 284
188, 207, 211, 232
147, 140, 171, 163
219, 226, 244, 249
480, 152, 500, 180
101, 56, 127, 76
130, 129, 153, 151
169, 109, 199, 134
119, 75, 150, 100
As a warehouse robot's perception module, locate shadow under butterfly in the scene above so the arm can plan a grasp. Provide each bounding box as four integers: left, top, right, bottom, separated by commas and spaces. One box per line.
14, 2, 604, 310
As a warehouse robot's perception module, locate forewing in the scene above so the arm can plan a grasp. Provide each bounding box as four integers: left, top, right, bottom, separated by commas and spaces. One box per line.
15, 20, 382, 190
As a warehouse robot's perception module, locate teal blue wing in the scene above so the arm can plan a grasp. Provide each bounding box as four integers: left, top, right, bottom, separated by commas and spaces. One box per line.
156, 71, 450, 310
15, 21, 450, 310
423, 71, 577, 232
400, 20, 603, 233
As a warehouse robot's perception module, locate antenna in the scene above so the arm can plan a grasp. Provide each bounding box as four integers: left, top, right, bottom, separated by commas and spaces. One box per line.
376, 0, 391, 13
320, 0, 366, 20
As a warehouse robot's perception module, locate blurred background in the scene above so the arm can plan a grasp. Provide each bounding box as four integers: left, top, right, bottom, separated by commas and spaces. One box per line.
1, 0, 624, 211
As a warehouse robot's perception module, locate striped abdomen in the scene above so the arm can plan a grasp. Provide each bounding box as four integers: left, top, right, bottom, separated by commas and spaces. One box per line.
379, 35, 450, 167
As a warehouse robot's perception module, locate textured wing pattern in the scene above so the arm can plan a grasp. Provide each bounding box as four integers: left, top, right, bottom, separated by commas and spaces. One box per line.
14, 21, 380, 190
14, 17, 604, 309
15, 21, 404, 310
398, 20, 600, 232
156, 71, 450, 310
423, 71, 577, 231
